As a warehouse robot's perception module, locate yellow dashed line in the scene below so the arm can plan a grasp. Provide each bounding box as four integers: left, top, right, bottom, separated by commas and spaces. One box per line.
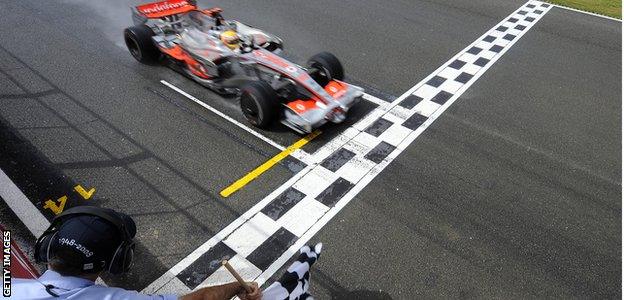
220, 130, 321, 198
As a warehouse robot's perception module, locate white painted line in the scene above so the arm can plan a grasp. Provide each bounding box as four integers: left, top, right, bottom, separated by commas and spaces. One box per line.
198, 254, 261, 289
152, 276, 191, 295
0, 168, 49, 238
307, 127, 360, 163
343, 132, 378, 156
334, 156, 377, 184
161, 80, 288, 152
289, 149, 314, 165
386, 105, 411, 121
377, 123, 413, 147
550, 3, 621, 22
351, 108, 386, 132
275, 197, 328, 237
223, 213, 280, 257
291, 167, 337, 198
361, 93, 391, 108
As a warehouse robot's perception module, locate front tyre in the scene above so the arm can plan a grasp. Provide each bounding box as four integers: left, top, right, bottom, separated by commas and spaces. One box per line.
240, 81, 278, 128
307, 52, 344, 86
124, 25, 160, 64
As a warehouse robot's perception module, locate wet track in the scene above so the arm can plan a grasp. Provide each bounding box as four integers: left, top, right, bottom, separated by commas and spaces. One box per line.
0, 0, 620, 298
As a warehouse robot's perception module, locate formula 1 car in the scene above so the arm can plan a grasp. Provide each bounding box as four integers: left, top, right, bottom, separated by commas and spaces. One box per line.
124, 0, 364, 133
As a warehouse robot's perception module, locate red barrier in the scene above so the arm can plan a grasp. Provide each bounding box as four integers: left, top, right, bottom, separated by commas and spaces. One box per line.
0, 225, 39, 279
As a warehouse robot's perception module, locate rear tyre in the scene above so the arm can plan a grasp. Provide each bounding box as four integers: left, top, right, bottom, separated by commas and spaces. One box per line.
240, 81, 278, 128
307, 52, 344, 86
124, 25, 160, 64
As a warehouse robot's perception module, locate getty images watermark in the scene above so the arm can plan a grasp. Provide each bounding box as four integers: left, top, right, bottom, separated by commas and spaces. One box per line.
2, 230, 10, 297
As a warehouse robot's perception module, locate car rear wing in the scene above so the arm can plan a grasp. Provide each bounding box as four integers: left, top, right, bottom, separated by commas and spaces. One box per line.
132, 0, 197, 24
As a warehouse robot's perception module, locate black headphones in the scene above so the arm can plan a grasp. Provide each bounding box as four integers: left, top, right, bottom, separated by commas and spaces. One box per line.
34, 206, 136, 275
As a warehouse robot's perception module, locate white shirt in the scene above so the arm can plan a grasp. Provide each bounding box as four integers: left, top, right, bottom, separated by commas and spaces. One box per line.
10, 270, 178, 300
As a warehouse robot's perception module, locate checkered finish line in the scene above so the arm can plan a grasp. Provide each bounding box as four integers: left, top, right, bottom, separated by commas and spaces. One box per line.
144, 1, 552, 294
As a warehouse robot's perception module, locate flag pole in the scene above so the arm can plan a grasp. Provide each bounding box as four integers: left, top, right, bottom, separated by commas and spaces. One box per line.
221, 260, 253, 293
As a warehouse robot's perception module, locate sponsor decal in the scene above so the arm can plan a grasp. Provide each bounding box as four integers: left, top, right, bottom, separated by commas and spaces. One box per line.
2, 231, 10, 297
325, 82, 347, 99
138, 0, 191, 15
288, 100, 317, 114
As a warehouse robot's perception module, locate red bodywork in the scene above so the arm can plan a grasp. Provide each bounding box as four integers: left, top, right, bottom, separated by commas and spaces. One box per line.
0, 225, 40, 279
286, 81, 350, 115
159, 46, 212, 79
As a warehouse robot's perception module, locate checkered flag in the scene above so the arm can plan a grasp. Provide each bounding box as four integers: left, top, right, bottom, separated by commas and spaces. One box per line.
262, 243, 323, 300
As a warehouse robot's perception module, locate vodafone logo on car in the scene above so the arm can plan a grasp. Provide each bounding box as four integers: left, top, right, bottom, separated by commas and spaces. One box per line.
139, 0, 190, 14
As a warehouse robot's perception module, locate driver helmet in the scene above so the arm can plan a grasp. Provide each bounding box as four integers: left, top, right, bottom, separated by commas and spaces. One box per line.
220, 30, 240, 50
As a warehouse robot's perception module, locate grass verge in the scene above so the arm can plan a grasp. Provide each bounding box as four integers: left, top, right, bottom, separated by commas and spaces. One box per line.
547, 0, 621, 19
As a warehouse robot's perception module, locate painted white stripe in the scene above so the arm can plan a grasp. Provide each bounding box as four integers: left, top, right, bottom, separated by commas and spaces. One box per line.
291, 166, 337, 198
334, 155, 377, 184
161, 80, 289, 151
307, 127, 360, 163
223, 213, 280, 258
198, 254, 261, 289
342, 132, 378, 157
351, 108, 386, 132
386, 105, 412, 121
361, 93, 391, 108
439, 79, 463, 94
0, 168, 49, 238
289, 149, 313, 165
275, 197, 329, 237
550, 3, 621, 22
377, 123, 413, 147
152, 276, 191, 295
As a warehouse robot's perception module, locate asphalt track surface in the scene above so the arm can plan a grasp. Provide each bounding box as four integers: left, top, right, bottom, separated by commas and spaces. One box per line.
0, 0, 620, 298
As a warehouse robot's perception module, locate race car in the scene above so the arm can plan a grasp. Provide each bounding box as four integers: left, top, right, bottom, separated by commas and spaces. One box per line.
124, 0, 364, 133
